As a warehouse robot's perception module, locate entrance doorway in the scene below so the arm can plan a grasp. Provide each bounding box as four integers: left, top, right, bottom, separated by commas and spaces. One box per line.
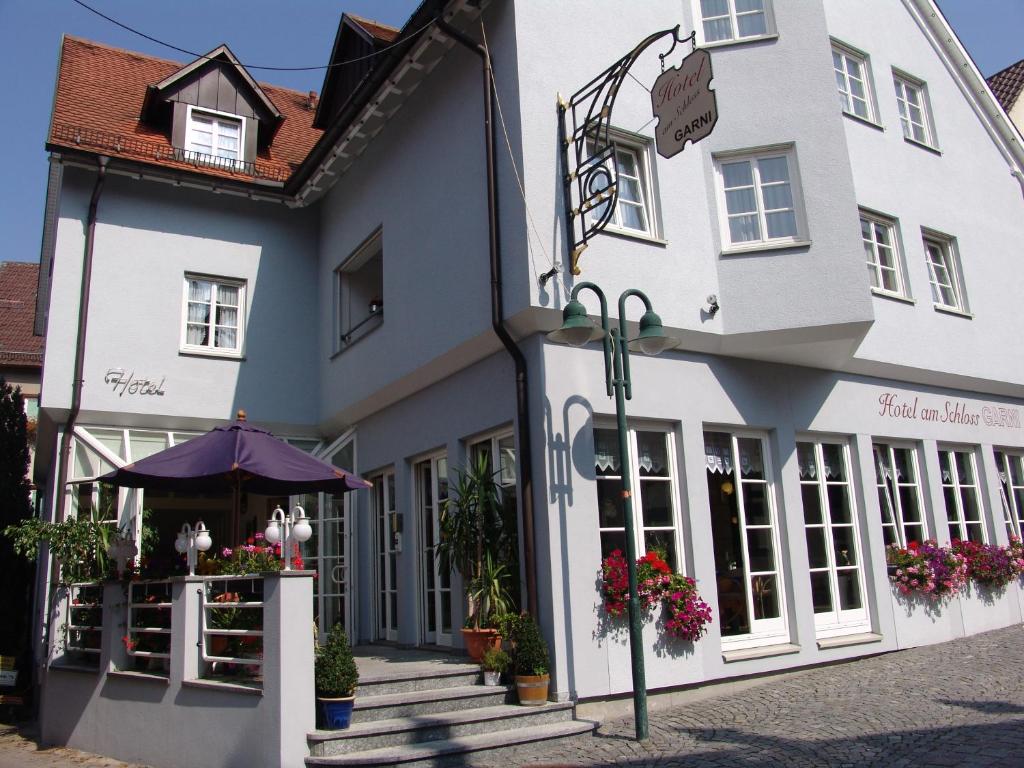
373, 469, 399, 642
416, 454, 452, 646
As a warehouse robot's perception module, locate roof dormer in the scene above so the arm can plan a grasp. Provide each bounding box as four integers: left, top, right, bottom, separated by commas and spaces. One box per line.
140, 44, 283, 170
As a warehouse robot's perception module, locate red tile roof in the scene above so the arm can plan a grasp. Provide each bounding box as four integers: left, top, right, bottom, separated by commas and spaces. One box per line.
49, 36, 323, 185
0, 262, 44, 368
988, 58, 1024, 113
347, 14, 400, 44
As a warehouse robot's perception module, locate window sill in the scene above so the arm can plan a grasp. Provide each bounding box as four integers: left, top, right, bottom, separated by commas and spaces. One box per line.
816, 632, 883, 650
48, 660, 100, 674
871, 289, 915, 305
721, 643, 800, 663
933, 304, 973, 319
843, 112, 884, 132
599, 226, 667, 247
331, 318, 383, 359
183, 678, 262, 696
721, 239, 811, 256
903, 137, 942, 156
701, 33, 779, 51
179, 348, 245, 361
108, 670, 170, 684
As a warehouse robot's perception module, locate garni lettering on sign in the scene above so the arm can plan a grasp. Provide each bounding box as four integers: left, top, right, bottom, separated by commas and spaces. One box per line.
651, 47, 718, 159
877, 392, 1020, 428
104, 368, 166, 398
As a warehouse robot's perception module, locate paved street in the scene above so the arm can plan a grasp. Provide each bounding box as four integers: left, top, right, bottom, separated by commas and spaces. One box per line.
2, 625, 1023, 767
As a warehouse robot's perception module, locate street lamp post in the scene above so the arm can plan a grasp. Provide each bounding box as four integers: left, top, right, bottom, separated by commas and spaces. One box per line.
547, 281, 679, 741
265, 505, 313, 570
174, 521, 212, 576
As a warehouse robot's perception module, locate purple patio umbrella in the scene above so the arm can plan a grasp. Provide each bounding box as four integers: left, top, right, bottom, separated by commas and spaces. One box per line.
98, 414, 370, 542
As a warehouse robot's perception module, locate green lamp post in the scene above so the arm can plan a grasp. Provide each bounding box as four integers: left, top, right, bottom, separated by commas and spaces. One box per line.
547, 281, 679, 741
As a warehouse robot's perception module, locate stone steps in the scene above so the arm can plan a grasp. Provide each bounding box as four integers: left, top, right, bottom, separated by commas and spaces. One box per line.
305, 719, 596, 767
353, 684, 514, 722
357, 664, 482, 698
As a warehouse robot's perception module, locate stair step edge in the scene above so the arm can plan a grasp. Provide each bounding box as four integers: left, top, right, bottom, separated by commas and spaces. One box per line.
308, 701, 575, 742
304, 720, 597, 766
358, 665, 481, 685
354, 684, 511, 709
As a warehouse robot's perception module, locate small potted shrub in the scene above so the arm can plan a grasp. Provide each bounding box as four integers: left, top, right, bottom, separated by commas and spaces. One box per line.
315, 623, 359, 729
480, 647, 509, 686
505, 614, 550, 706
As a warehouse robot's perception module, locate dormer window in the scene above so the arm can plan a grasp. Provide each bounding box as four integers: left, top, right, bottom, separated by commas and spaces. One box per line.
185, 106, 244, 169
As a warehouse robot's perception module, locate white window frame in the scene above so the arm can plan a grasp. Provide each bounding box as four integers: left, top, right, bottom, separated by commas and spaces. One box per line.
798, 438, 870, 638
371, 467, 399, 643
695, 0, 776, 47
704, 428, 788, 650
873, 442, 928, 548
937, 447, 986, 544
861, 209, 908, 298
416, 452, 452, 647
714, 145, 808, 254
180, 274, 246, 358
334, 229, 383, 355
994, 450, 1024, 538
922, 231, 968, 314
586, 131, 660, 242
184, 105, 245, 169
593, 424, 685, 573
893, 71, 937, 148
832, 40, 878, 124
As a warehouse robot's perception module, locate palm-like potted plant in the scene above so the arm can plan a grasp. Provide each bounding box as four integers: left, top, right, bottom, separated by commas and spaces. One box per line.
437, 455, 511, 660
315, 623, 359, 729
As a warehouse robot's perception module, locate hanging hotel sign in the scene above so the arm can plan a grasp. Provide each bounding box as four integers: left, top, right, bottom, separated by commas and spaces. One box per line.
104, 368, 166, 397
651, 47, 717, 159
557, 26, 716, 275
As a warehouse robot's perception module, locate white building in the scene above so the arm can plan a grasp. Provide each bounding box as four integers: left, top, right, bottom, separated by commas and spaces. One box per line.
32, 0, 1024, 754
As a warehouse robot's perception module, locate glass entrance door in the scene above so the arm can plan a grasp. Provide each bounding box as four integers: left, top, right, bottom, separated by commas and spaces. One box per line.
374, 470, 399, 642
417, 454, 451, 646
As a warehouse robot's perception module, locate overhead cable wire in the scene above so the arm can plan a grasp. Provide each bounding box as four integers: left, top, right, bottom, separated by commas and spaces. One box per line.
70, 0, 432, 72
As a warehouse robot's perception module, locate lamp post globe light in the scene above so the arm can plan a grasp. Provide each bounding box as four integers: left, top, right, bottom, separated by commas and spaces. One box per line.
265, 505, 313, 571
547, 281, 679, 741
174, 521, 212, 576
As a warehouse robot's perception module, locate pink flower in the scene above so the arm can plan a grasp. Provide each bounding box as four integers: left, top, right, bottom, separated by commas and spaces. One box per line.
221, 547, 233, 558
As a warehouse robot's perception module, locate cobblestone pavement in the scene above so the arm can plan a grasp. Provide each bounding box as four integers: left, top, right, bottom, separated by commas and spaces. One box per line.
497, 625, 1024, 768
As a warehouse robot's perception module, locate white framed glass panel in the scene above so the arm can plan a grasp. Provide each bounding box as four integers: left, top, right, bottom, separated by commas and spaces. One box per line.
594, 427, 683, 572
873, 443, 927, 547
894, 74, 934, 146
938, 448, 985, 543
700, 0, 770, 43
798, 440, 869, 637
586, 139, 656, 238
417, 454, 451, 646
186, 108, 243, 167
182, 275, 245, 355
717, 149, 802, 248
861, 211, 905, 296
923, 236, 965, 311
373, 469, 399, 642
833, 45, 873, 121
994, 450, 1024, 539
705, 430, 787, 648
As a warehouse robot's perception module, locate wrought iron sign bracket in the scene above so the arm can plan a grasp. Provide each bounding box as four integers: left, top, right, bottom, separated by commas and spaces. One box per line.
558, 26, 694, 276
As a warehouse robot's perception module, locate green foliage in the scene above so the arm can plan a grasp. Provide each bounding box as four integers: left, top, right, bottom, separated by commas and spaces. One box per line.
480, 646, 510, 673
504, 614, 549, 677
315, 623, 359, 698
468, 552, 512, 629
437, 454, 509, 628
4, 507, 115, 584
0, 378, 31, 528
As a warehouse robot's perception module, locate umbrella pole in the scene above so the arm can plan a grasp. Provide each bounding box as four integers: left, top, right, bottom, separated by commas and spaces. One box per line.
232, 479, 240, 547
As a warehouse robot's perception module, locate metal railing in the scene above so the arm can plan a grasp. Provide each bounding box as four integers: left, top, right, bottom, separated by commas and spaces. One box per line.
65, 583, 103, 665
125, 580, 173, 674
201, 576, 264, 686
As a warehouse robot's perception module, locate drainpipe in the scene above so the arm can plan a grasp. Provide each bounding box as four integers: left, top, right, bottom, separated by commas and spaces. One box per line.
43, 157, 108, 668
436, 21, 539, 619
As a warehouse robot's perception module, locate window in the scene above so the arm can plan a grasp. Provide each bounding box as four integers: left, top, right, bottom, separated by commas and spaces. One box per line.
587, 136, 657, 239
471, 432, 520, 607
994, 451, 1024, 538
861, 211, 906, 296
832, 43, 875, 122
594, 427, 682, 571
716, 148, 805, 250
923, 234, 967, 313
699, 0, 773, 44
185, 107, 243, 168
893, 73, 935, 147
873, 443, 926, 547
181, 275, 245, 356
938, 448, 985, 543
705, 430, 787, 646
372, 469, 398, 642
798, 440, 869, 636
335, 230, 383, 352
417, 454, 451, 645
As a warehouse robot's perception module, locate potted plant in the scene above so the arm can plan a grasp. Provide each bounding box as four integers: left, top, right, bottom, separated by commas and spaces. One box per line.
504, 614, 550, 706
437, 455, 511, 660
480, 647, 509, 686
315, 623, 359, 729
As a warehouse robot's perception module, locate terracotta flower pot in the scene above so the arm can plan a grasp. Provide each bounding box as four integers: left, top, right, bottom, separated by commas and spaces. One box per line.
514, 673, 550, 706
461, 627, 501, 662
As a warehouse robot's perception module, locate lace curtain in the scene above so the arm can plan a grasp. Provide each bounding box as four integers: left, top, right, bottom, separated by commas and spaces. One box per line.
704, 432, 763, 476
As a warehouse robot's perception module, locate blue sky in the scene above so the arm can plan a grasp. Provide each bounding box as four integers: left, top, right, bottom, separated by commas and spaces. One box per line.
0, 0, 1021, 265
